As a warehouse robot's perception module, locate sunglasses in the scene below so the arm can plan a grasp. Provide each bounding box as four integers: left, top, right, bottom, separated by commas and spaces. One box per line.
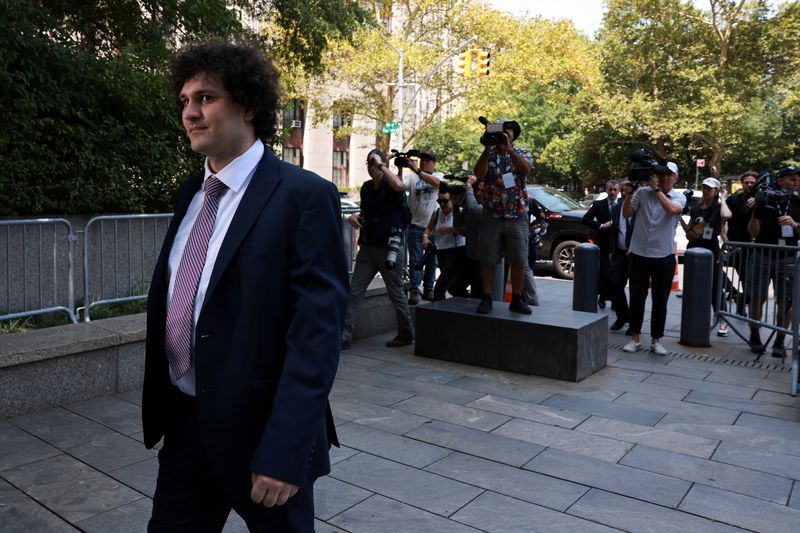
437, 199, 450, 205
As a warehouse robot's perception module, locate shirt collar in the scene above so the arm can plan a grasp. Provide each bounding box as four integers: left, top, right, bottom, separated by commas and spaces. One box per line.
203, 139, 264, 194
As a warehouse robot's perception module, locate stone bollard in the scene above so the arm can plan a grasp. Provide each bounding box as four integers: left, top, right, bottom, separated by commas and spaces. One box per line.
680, 247, 713, 347
573, 243, 600, 313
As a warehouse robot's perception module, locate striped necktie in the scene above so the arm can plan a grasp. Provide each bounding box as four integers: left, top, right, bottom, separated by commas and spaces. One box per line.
164, 176, 228, 380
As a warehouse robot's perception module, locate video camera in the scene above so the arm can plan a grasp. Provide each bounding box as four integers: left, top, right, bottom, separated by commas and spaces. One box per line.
478, 116, 521, 147
754, 168, 794, 210
628, 148, 670, 187
442, 173, 471, 184
391, 149, 421, 169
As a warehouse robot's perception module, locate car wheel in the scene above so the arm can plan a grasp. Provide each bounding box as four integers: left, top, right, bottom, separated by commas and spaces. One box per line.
552, 240, 579, 280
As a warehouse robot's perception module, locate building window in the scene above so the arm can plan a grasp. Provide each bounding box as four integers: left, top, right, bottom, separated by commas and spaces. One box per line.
332, 150, 349, 187
282, 147, 302, 166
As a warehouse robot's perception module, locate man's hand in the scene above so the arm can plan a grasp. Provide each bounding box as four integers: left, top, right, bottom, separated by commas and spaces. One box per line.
251, 473, 298, 508
746, 197, 756, 209
348, 213, 362, 229
498, 131, 513, 154
778, 215, 799, 230
601, 221, 612, 230
649, 176, 660, 191
466, 175, 477, 187
368, 154, 383, 167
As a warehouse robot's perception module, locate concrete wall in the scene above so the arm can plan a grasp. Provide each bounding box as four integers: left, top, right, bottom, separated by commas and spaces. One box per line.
0, 285, 403, 418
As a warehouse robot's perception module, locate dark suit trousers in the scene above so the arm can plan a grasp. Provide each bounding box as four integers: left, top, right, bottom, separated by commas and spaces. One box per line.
628, 253, 675, 339
608, 249, 630, 323
148, 393, 314, 533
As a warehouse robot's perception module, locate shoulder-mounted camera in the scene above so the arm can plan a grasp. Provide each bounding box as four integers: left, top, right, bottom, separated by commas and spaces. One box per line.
628, 148, 669, 185
478, 116, 521, 146
391, 149, 421, 169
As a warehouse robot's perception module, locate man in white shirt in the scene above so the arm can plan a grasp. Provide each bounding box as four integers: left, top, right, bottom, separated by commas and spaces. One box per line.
404, 149, 444, 304
142, 41, 348, 532
622, 161, 686, 355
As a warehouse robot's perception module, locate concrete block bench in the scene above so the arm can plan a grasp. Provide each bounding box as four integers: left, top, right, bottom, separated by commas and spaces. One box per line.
414, 297, 607, 382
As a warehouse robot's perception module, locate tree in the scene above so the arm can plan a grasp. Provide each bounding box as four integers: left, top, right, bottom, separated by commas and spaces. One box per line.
545, 0, 798, 183
0, 0, 367, 215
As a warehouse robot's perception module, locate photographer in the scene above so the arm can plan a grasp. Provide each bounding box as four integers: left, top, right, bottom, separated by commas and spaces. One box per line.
423, 188, 467, 300
462, 175, 485, 297
341, 149, 414, 349
680, 178, 732, 336
473, 118, 533, 314
745, 166, 800, 356
724, 171, 758, 314
403, 149, 444, 305
622, 161, 686, 355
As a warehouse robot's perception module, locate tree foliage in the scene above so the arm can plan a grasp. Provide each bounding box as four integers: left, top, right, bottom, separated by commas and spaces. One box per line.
0, 0, 367, 215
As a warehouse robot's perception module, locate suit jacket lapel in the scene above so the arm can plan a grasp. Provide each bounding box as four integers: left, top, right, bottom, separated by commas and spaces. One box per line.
202, 150, 283, 311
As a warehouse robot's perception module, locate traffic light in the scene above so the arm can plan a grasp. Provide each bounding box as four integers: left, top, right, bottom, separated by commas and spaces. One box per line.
454, 49, 473, 77
476, 49, 491, 77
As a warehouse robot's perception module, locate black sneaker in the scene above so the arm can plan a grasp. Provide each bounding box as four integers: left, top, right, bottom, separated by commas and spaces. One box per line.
598, 297, 606, 309
610, 319, 626, 331
509, 294, 532, 315
476, 295, 492, 314
386, 335, 414, 348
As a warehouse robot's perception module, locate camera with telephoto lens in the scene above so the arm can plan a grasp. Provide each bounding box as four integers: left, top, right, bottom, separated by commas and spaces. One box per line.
385, 231, 403, 269
478, 116, 521, 146
754, 168, 794, 210
628, 148, 670, 187
391, 149, 421, 169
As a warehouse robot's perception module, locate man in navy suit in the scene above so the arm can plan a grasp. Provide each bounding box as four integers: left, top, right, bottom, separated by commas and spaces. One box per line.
142, 41, 349, 532
608, 179, 636, 331
582, 180, 620, 309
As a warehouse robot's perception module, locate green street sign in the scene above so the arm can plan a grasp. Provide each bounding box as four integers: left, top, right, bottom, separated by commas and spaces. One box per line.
385, 121, 399, 131
382, 127, 392, 134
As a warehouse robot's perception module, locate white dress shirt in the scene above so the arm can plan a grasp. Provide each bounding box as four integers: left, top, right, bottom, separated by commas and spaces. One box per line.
166, 139, 264, 395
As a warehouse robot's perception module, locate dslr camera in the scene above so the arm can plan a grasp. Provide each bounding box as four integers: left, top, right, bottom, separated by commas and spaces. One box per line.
391, 149, 421, 169
385, 230, 403, 269
628, 148, 670, 187
478, 116, 521, 146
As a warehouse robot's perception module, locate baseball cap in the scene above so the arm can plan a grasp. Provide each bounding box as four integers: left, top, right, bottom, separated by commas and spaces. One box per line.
418, 149, 436, 161
701, 177, 721, 189
666, 162, 679, 176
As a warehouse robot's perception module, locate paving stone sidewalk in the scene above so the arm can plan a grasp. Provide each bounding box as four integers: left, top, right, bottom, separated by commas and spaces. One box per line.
1, 279, 799, 532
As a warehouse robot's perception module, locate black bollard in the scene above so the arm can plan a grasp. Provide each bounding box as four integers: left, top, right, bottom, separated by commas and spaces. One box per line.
573, 243, 600, 313
680, 248, 713, 347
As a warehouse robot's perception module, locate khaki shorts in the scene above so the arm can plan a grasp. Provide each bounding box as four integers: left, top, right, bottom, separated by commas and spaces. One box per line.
478, 210, 529, 267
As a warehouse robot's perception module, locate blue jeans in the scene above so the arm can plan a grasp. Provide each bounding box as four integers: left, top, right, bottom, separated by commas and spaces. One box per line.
407, 225, 436, 292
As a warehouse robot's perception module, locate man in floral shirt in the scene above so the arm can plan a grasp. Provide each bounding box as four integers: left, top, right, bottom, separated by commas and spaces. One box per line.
474, 119, 533, 314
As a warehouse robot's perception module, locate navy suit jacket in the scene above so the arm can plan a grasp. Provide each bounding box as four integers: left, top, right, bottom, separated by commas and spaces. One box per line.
582, 198, 616, 253
609, 201, 636, 255
142, 149, 349, 496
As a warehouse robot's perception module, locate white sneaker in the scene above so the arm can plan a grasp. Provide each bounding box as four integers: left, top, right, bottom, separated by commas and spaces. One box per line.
651, 341, 668, 356
622, 340, 641, 353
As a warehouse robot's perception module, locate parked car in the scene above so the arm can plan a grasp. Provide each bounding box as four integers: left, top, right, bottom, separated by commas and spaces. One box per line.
579, 192, 607, 208
527, 186, 592, 279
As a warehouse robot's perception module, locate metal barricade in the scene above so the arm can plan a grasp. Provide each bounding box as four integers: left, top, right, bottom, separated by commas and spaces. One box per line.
82, 214, 172, 321
0, 219, 78, 324
341, 207, 360, 274
718, 241, 800, 395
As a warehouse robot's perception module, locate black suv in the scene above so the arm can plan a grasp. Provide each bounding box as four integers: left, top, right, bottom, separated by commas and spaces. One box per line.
527, 186, 592, 279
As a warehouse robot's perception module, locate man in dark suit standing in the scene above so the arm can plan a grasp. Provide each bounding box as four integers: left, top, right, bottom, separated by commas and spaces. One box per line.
142, 42, 349, 532
582, 180, 620, 309
608, 179, 636, 331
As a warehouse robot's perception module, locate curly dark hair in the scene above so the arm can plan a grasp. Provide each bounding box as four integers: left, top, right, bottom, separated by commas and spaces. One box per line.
168, 41, 282, 140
